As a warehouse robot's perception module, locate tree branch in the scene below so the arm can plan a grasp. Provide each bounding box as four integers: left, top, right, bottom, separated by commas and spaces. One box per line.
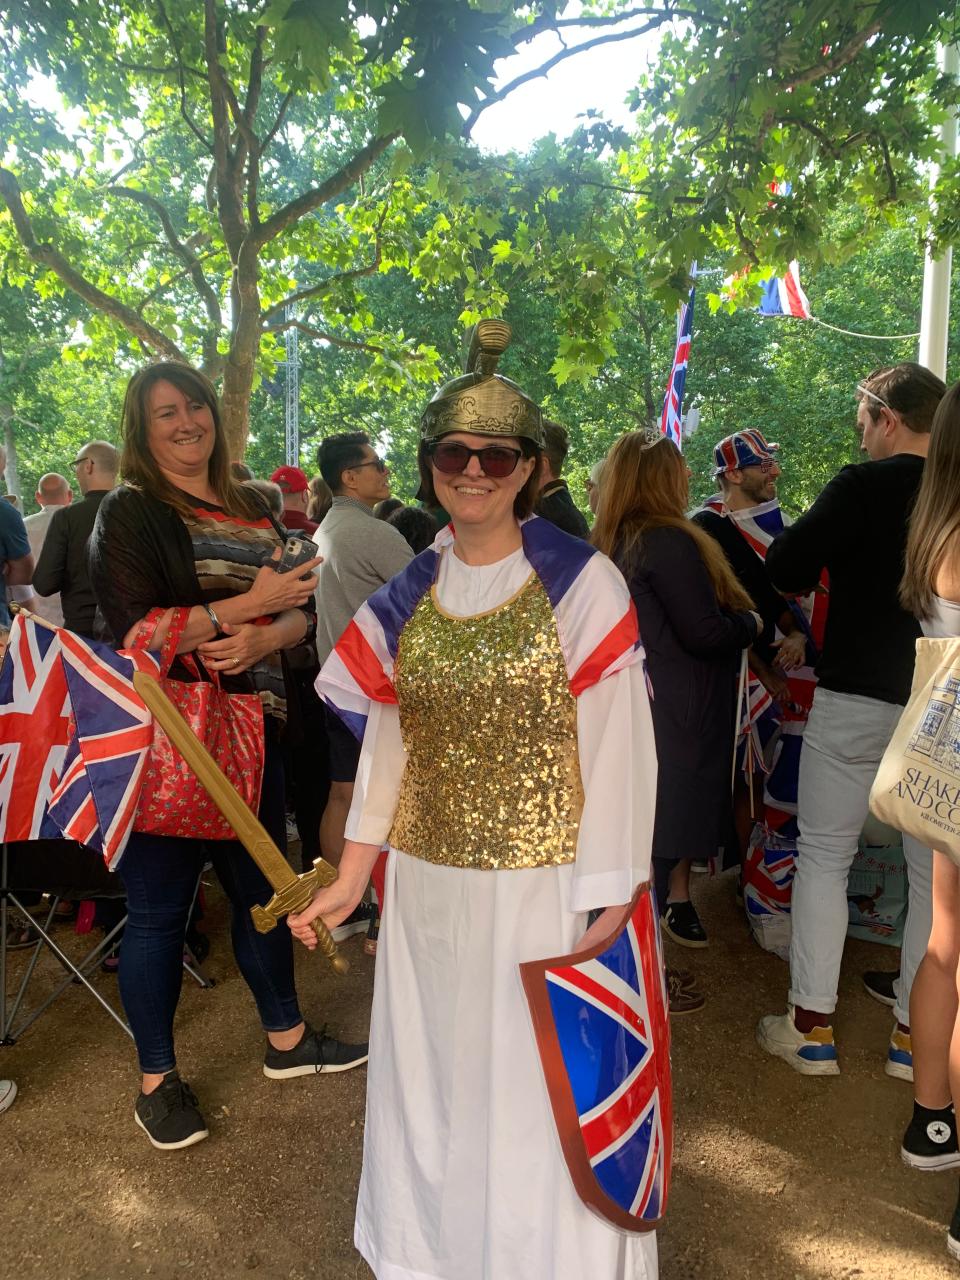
513, 5, 725, 47
107, 186, 222, 329
262, 91, 294, 153
155, 0, 213, 152
0, 168, 187, 362
263, 318, 390, 356
204, 0, 247, 256
464, 21, 665, 136
261, 238, 383, 323
253, 133, 398, 247
777, 17, 884, 90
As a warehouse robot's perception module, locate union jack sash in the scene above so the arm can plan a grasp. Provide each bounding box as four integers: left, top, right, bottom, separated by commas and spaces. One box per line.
316, 516, 643, 740
520, 886, 671, 1231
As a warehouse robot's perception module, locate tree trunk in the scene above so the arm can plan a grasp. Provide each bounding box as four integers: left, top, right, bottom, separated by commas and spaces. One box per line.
220, 357, 254, 459
0, 408, 19, 498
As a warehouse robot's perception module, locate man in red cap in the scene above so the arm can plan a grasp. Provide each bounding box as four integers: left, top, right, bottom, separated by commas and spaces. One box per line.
270, 465, 318, 535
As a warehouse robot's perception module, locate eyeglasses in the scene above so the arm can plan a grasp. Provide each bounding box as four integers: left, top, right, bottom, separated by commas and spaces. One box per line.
71, 456, 92, 468
427, 441, 524, 478
855, 382, 893, 412
348, 457, 387, 474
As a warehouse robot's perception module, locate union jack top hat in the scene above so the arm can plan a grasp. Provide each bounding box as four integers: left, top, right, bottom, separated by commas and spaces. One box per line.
713, 429, 779, 478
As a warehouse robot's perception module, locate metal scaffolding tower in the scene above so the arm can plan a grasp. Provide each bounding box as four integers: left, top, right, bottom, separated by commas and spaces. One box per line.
284, 304, 300, 466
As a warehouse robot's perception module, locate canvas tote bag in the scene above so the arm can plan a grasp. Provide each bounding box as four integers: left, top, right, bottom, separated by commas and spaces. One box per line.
870, 637, 960, 862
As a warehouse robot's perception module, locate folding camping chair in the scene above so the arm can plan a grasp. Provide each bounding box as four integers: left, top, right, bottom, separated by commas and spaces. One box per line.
0, 840, 212, 1045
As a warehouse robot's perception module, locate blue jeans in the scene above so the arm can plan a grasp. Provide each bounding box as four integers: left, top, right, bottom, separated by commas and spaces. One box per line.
117, 727, 303, 1073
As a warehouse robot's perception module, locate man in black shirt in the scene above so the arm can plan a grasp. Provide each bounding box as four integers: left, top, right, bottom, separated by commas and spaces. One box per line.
33, 440, 118, 637
757, 363, 944, 1082
535, 420, 589, 538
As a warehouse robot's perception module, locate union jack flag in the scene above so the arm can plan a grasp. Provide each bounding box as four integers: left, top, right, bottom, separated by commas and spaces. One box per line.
660, 279, 695, 448
521, 888, 671, 1229
0, 615, 71, 841
758, 260, 811, 319
0, 615, 159, 867
317, 516, 643, 742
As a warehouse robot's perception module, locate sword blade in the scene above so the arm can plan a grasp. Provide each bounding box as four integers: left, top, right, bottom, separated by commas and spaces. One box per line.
132, 671, 347, 975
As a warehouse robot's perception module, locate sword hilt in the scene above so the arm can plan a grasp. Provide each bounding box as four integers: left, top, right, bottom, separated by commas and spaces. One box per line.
250, 858, 349, 975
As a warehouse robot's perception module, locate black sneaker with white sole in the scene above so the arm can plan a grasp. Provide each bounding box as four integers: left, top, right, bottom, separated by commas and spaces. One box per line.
134, 1071, 209, 1151
862, 970, 898, 1008
661, 900, 708, 948
902, 1106, 960, 1171
263, 1023, 368, 1079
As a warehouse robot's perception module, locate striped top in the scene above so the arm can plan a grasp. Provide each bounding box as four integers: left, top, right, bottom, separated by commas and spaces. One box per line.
181, 499, 287, 721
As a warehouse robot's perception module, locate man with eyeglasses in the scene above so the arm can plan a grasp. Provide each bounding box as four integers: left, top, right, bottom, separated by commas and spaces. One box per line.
312, 432, 413, 939
30, 441, 118, 637
758, 362, 945, 1081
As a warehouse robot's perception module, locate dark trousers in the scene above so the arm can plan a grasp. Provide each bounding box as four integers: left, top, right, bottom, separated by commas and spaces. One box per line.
283, 670, 330, 870
117, 728, 302, 1074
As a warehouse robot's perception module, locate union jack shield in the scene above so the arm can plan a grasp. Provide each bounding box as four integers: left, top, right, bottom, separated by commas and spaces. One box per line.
520, 886, 672, 1232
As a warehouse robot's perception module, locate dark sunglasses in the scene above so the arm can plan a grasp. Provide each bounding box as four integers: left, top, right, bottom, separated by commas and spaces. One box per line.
427, 441, 524, 478
349, 457, 387, 473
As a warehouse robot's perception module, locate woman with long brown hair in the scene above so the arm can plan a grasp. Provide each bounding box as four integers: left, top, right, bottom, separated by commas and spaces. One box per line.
89, 361, 368, 1153
594, 430, 760, 962
897, 381, 960, 1260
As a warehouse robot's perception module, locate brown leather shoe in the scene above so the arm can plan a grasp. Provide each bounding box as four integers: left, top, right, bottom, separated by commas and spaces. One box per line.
667, 969, 705, 1015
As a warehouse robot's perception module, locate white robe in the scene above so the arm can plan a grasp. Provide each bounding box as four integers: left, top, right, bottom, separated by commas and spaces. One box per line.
346, 546, 660, 1280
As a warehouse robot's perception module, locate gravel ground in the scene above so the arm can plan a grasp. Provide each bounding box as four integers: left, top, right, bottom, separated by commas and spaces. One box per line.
1, 864, 956, 1279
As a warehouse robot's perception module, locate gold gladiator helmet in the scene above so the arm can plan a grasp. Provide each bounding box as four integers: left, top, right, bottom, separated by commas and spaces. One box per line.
420, 319, 544, 447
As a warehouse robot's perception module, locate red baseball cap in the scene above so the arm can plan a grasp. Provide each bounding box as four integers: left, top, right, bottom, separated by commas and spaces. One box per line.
270, 465, 309, 494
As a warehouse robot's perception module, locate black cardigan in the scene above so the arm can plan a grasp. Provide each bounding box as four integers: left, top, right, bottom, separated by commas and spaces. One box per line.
88, 485, 314, 678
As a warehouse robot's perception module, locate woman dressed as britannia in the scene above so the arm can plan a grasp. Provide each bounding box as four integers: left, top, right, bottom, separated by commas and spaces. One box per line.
290, 322, 663, 1280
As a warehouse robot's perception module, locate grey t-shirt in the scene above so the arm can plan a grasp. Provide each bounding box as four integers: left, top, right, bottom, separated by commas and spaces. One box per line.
312, 496, 414, 664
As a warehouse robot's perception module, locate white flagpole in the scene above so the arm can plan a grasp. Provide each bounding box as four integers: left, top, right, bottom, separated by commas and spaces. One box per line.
918, 42, 959, 379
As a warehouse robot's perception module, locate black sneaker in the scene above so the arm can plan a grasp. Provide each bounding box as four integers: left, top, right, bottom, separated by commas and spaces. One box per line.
863, 970, 898, 1008
902, 1107, 960, 1171
263, 1023, 368, 1079
949, 1192, 960, 1262
134, 1071, 209, 1151
661, 901, 708, 949
331, 901, 375, 943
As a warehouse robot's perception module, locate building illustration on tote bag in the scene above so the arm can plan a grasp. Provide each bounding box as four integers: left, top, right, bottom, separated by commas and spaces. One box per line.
909, 669, 960, 776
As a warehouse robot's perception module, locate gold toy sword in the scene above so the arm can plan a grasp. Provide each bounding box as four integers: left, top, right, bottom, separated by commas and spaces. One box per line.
132, 670, 349, 975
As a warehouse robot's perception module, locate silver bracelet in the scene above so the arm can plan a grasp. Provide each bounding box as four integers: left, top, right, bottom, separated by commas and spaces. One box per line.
203, 603, 222, 633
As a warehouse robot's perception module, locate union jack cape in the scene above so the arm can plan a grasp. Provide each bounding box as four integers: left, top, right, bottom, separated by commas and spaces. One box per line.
316, 516, 643, 739
697, 495, 828, 944
0, 614, 160, 868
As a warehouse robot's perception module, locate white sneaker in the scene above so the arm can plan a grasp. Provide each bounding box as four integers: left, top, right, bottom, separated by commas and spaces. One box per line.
886, 1028, 913, 1082
0, 1080, 17, 1115
757, 1008, 840, 1076
331, 902, 374, 943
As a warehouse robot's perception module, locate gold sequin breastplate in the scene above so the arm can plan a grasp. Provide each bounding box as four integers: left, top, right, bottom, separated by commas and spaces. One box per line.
389, 569, 583, 870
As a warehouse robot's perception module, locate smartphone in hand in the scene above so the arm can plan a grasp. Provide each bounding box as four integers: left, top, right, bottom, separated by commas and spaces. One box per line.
275, 536, 317, 577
